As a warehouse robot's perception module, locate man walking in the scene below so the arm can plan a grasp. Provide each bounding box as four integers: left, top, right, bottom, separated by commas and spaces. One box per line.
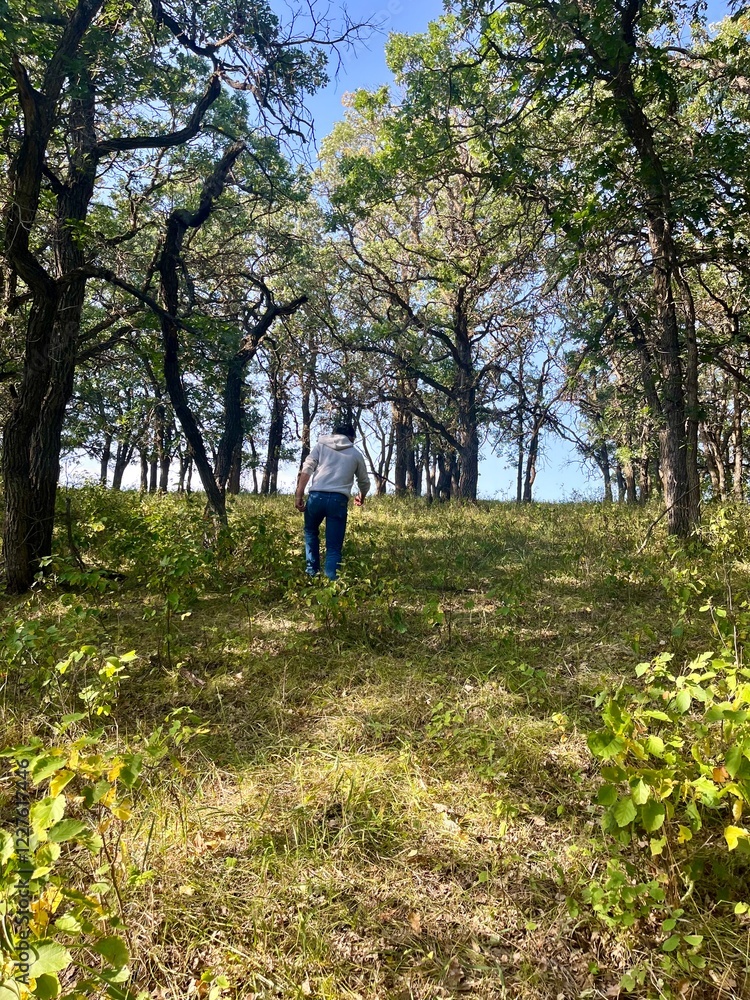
295, 422, 370, 580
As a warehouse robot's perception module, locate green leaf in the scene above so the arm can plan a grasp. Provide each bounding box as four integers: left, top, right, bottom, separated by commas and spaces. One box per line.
650, 836, 666, 856
644, 735, 665, 757
587, 730, 626, 760
683, 934, 703, 947
0, 830, 13, 865
54, 914, 82, 933
612, 796, 637, 827
0, 980, 22, 1000
48, 819, 89, 843
30, 756, 67, 784
28, 941, 72, 979
726, 745, 743, 778
30, 796, 65, 837
674, 689, 691, 713
596, 784, 618, 806
662, 934, 681, 952
119, 754, 142, 789
642, 800, 666, 833
631, 778, 649, 805
33, 973, 60, 999
93, 935, 129, 968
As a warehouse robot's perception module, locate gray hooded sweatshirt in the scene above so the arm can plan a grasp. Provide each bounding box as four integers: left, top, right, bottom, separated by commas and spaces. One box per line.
301, 434, 371, 498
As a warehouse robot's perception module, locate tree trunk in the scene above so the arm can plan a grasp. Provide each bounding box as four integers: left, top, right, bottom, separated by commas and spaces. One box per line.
261, 378, 285, 495
158, 454, 171, 493
248, 435, 259, 493
299, 382, 314, 470
226, 440, 241, 494
215, 358, 245, 493
1, 3, 104, 592
423, 431, 432, 501
733, 382, 744, 500
100, 433, 112, 486
523, 420, 540, 503
623, 456, 637, 504
455, 302, 479, 501
615, 462, 626, 503
157, 147, 248, 526
610, 70, 699, 535
596, 443, 612, 503
435, 452, 453, 500
393, 400, 412, 496
700, 425, 726, 501
111, 439, 134, 491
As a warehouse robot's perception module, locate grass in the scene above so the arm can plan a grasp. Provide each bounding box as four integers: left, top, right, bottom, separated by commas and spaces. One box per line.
2, 491, 750, 999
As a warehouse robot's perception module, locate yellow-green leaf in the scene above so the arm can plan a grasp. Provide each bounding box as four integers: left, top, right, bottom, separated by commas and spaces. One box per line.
725, 825, 750, 851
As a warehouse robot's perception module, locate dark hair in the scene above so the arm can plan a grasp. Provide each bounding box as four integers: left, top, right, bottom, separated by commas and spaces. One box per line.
333, 422, 356, 439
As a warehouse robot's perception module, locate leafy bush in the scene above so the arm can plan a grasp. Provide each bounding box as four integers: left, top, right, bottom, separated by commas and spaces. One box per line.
588, 645, 750, 866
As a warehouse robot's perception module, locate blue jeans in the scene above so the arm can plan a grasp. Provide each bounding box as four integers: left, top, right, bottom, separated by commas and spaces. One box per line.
304, 491, 349, 579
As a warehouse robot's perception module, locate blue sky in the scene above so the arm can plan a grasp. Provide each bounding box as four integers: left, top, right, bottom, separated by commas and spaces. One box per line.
297, 0, 735, 500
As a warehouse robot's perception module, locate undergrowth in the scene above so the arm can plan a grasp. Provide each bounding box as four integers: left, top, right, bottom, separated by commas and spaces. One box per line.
1, 489, 749, 999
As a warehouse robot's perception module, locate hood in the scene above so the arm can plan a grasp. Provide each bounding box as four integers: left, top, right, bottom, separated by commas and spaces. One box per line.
319, 434, 354, 451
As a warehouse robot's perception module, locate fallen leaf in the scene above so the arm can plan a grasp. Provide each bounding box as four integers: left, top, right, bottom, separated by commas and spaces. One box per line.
713, 766, 730, 783
408, 911, 421, 933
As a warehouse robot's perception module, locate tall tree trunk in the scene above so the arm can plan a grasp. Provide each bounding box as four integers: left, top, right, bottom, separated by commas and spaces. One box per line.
436, 452, 452, 500
299, 382, 314, 470
248, 435, 259, 494
523, 420, 540, 503
733, 381, 744, 501
455, 301, 479, 501
139, 451, 148, 492
100, 432, 112, 486
407, 440, 420, 495
610, 71, 699, 535
615, 462, 626, 503
392, 399, 412, 496
596, 443, 612, 503
1, 0, 105, 592
111, 439, 133, 491
423, 431, 432, 501
157, 145, 247, 526
261, 379, 285, 495
450, 453, 461, 498
700, 426, 726, 501
227, 440, 242, 494
516, 354, 525, 504
623, 446, 637, 505
215, 358, 245, 493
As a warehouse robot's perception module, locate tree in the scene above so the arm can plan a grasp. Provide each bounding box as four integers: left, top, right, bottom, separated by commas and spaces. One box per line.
446, 0, 750, 530
321, 72, 547, 499
0, 0, 359, 590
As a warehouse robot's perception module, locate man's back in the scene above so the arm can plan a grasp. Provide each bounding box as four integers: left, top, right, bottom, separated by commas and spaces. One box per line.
302, 434, 370, 497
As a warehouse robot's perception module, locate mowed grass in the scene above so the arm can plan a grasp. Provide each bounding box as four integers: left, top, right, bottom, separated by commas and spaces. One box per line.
3, 494, 750, 999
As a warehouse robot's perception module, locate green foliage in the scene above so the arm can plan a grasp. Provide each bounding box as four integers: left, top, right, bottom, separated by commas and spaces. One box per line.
0, 710, 209, 1000
0, 743, 136, 999
589, 645, 750, 865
